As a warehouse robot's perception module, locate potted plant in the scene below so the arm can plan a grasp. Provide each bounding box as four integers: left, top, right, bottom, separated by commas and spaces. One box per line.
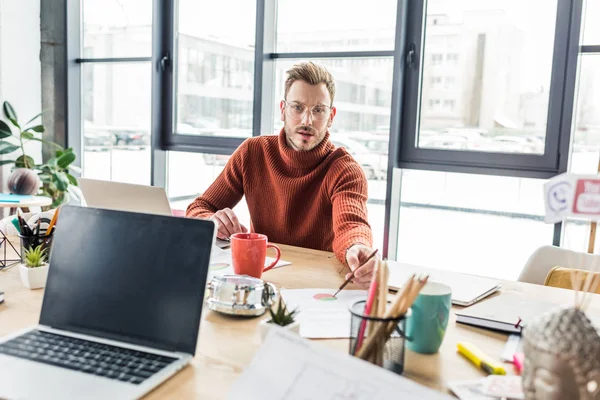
259, 297, 300, 341
19, 244, 49, 289
0, 101, 79, 208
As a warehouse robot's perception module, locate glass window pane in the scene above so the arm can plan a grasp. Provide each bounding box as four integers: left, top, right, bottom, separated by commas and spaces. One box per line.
397, 170, 553, 281
569, 55, 600, 175
82, 0, 152, 58
276, 0, 397, 52
581, 0, 600, 45
174, 0, 256, 138
82, 63, 151, 185
167, 151, 249, 223
417, 1, 558, 155
273, 58, 393, 250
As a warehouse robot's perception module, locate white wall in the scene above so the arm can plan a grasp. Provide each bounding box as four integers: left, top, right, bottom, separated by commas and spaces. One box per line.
0, 0, 42, 189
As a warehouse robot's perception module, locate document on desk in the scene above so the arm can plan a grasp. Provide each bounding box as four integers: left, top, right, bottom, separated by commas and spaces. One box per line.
208, 246, 291, 279
280, 288, 366, 338
228, 328, 453, 400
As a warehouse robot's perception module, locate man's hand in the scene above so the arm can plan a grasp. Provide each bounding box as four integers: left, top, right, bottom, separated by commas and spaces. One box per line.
210, 208, 248, 239
345, 244, 379, 289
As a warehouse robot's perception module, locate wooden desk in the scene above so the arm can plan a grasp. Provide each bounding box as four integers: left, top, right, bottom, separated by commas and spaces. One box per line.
1, 244, 599, 399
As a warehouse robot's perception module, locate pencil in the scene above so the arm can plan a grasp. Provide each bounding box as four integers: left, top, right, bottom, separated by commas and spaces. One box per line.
333, 249, 379, 297
46, 208, 60, 236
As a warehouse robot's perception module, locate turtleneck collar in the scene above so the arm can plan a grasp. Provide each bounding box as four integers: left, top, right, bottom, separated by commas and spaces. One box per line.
277, 128, 334, 170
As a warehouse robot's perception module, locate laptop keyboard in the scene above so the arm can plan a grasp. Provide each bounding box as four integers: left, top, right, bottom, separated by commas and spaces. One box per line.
0, 330, 177, 385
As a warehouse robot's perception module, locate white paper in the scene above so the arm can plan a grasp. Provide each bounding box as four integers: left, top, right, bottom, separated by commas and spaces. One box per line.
208, 246, 291, 279
280, 288, 367, 338
228, 328, 454, 400
500, 334, 521, 362
448, 380, 500, 400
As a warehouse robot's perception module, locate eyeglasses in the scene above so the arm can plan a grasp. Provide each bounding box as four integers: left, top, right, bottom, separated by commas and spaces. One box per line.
283, 100, 332, 122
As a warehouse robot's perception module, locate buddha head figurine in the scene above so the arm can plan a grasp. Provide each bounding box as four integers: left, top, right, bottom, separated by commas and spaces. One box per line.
522, 307, 600, 400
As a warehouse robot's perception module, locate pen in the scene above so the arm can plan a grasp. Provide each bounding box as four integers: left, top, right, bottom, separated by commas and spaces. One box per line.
457, 341, 506, 375
333, 249, 378, 297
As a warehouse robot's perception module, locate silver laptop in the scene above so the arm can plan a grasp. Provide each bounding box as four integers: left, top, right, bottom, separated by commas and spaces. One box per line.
78, 178, 173, 216
0, 206, 215, 400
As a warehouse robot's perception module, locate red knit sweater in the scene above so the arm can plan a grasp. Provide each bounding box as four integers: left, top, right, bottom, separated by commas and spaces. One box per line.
186, 129, 373, 263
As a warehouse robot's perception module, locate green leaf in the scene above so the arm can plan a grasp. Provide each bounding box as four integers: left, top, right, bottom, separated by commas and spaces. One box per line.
21, 131, 34, 140
23, 109, 48, 127
64, 147, 73, 153
27, 125, 45, 133
3, 102, 18, 127
0, 120, 12, 138
0, 159, 15, 167
15, 155, 35, 169
56, 150, 64, 158
0, 142, 20, 155
66, 173, 78, 186
53, 172, 69, 191
57, 152, 76, 169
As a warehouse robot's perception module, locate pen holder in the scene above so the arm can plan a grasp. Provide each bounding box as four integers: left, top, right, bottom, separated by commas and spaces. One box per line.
18, 230, 54, 264
348, 300, 410, 375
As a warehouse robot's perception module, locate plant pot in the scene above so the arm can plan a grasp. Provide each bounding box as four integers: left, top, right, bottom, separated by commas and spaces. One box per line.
259, 318, 300, 342
19, 263, 49, 289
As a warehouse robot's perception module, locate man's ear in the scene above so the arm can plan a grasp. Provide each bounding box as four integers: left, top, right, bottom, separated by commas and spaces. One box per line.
280, 100, 286, 121
328, 106, 337, 127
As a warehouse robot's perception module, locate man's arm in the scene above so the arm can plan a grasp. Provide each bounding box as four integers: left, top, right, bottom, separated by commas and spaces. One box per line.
330, 161, 374, 265
186, 140, 248, 219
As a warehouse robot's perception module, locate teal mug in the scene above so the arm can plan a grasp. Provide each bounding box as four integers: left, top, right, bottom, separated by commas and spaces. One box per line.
406, 282, 452, 354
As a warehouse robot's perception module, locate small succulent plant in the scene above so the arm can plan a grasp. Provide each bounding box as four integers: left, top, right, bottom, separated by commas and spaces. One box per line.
268, 297, 299, 327
23, 244, 47, 268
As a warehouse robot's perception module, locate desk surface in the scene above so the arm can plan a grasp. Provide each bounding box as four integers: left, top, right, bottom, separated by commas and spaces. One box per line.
1, 243, 599, 399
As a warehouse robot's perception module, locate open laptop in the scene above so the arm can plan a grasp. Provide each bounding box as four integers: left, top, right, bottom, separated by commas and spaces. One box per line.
78, 178, 173, 216
79, 178, 231, 249
388, 261, 501, 306
0, 206, 215, 399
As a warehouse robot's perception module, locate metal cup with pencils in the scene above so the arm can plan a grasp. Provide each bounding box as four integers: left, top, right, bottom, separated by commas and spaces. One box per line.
349, 300, 411, 374
16, 209, 58, 264
347, 259, 429, 374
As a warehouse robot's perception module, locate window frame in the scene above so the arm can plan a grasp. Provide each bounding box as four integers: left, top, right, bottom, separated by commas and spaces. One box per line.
396, 0, 582, 179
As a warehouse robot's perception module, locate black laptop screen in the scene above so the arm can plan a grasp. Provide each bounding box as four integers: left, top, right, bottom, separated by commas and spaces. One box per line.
39, 206, 214, 355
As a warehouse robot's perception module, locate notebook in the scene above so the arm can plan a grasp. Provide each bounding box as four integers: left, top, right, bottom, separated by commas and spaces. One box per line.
387, 262, 501, 306
454, 295, 554, 334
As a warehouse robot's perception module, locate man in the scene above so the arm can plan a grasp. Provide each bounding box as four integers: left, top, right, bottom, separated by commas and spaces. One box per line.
187, 61, 377, 287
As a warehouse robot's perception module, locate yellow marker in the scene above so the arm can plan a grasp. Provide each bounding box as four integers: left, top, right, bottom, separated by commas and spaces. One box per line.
457, 341, 506, 375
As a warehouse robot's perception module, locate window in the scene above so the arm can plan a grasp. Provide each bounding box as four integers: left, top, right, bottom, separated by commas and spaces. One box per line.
173, 0, 256, 139
396, 170, 553, 280
563, 53, 600, 251
79, 0, 152, 185
67, 0, 587, 264
276, 0, 397, 52
446, 53, 459, 63
431, 54, 443, 65
431, 76, 442, 86
398, 0, 570, 176
82, 0, 152, 58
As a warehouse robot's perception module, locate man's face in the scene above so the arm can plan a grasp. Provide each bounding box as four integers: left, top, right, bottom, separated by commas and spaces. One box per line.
280, 80, 336, 151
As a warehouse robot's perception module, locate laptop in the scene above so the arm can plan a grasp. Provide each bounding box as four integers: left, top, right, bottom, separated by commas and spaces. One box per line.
0, 206, 216, 399
387, 261, 501, 306
78, 178, 173, 216
78, 178, 231, 249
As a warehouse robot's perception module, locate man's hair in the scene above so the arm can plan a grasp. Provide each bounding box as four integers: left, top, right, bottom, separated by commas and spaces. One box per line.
284, 61, 335, 105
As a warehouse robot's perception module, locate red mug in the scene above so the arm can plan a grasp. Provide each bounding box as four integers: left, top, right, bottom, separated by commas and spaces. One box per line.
230, 233, 281, 279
